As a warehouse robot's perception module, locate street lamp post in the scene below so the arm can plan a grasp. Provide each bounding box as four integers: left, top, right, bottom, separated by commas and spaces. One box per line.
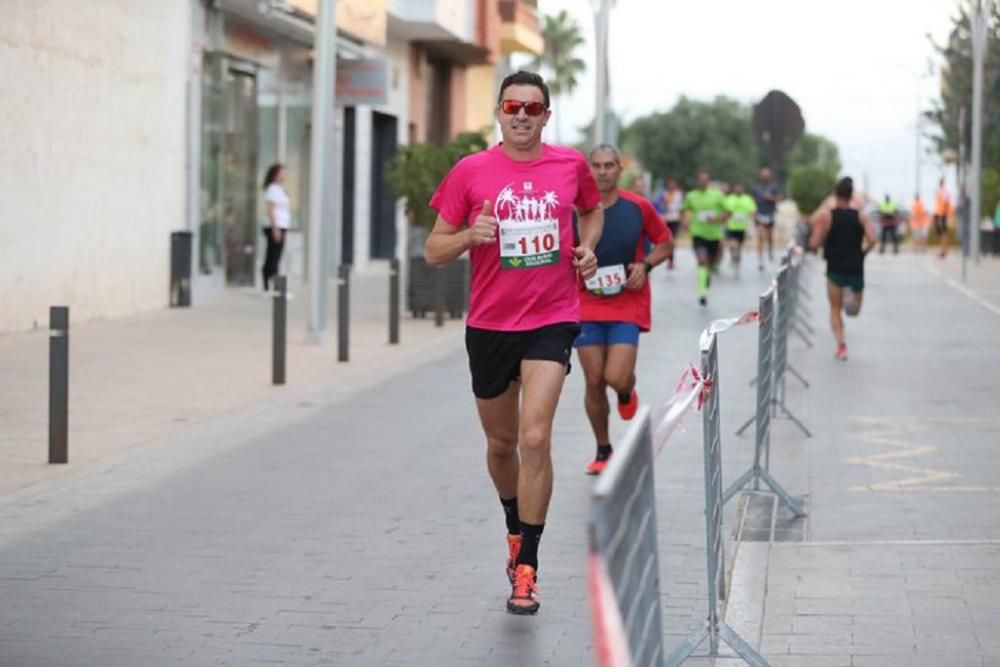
307, 0, 338, 343
592, 0, 611, 145
969, 0, 992, 263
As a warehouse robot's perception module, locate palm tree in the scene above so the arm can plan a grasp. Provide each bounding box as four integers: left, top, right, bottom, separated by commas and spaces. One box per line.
530, 10, 586, 144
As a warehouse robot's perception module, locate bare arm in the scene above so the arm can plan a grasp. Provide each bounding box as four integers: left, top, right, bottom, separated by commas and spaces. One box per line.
860, 212, 877, 253
574, 205, 603, 280
424, 200, 497, 266
424, 217, 473, 266
808, 208, 831, 251
266, 201, 282, 241
576, 205, 603, 251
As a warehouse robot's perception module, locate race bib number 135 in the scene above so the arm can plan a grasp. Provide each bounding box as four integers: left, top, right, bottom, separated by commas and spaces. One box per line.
585, 264, 626, 296
500, 219, 560, 269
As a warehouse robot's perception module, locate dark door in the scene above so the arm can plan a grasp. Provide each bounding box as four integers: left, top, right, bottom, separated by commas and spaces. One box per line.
341, 107, 356, 266
370, 112, 398, 260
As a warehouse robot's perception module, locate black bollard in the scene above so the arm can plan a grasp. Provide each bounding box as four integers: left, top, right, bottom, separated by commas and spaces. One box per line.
49, 306, 69, 464
434, 267, 445, 328
272, 275, 287, 385
338, 264, 350, 362
389, 258, 400, 344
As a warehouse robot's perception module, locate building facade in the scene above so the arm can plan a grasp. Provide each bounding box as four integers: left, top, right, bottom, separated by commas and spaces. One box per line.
0, 0, 541, 333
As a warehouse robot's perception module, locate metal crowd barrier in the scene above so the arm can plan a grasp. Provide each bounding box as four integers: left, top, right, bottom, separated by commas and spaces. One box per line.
785, 250, 814, 351
723, 286, 805, 516
590, 406, 665, 667
737, 258, 812, 438
667, 332, 768, 666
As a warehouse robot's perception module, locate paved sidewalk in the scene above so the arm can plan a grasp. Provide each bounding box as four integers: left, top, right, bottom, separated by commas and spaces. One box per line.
723, 252, 1000, 666
1, 249, 998, 665
0, 265, 463, 496
0, 249, 769, 665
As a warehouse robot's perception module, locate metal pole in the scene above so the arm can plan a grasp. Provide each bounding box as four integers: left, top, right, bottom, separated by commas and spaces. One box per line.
307, 0, 338, 343
272, 275, 287, 385
960, 105, 967, 282
338, 264, 350, 362
970, 0, 989, 263
389, 258, 400, 344
434, 267, 445, 328
592, 0, 610, 145
49, 306, 69, 464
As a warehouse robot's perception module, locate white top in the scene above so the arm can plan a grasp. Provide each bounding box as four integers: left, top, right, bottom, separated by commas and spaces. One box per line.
265, 183, 291, 230
666, 190, 684, 220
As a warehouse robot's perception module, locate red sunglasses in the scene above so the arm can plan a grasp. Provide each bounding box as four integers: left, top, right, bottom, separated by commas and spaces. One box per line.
499, 100, 547, 116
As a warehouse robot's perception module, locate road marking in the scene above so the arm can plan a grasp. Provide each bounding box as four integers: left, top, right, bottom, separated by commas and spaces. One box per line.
847, 418, 1000, 493
793, 539, 1000, 547
922, 263, 1000, 316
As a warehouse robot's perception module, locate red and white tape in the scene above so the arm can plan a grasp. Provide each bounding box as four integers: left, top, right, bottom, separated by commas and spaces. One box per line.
588, 550, 633, 667
655, 311, 759, 454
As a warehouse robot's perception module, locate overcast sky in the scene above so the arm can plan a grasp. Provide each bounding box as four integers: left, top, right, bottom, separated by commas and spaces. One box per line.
516, 0, 963, 203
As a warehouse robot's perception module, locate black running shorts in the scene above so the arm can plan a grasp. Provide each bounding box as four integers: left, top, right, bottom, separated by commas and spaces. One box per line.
465, 322, 580, 400
725, 229, 747, 243
692, 236, 721, 263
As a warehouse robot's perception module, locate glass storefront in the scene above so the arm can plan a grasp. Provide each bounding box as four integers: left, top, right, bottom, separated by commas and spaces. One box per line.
198, 14, 313, 287
199, 53, 261, 286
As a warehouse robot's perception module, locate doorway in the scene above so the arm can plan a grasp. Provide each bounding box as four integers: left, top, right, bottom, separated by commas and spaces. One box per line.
200, 54, 260, 286
370, 112, 398, 260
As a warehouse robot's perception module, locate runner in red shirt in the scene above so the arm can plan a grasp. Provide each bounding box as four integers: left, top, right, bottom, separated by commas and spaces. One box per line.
426, 71, 603, 615
576, 144, 672, 474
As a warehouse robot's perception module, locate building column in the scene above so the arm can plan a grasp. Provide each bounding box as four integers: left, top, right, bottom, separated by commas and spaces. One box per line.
353, 105, 374, 270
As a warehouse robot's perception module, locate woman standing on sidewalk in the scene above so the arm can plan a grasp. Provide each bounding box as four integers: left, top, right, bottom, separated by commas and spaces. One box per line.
262, 163, 291, 291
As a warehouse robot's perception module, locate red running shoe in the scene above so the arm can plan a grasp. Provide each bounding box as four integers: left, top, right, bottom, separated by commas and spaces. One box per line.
506, 564, 540, 615
506, 534, 521, 583
617, 389, 639, 420
585, 456, 611, 476
835, 343, 848, 361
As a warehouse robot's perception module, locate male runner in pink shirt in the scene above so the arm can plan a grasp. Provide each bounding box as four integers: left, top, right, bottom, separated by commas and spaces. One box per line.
426, 71, 604, 615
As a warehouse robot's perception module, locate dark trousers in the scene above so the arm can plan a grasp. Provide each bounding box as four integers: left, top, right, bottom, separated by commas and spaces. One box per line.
262, 228, 285, 290
879, 225, 899, 255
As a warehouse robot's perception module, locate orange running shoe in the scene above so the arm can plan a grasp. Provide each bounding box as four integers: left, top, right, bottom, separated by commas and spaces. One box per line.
585, 456, 610, 476
506, 534, 521, 583
617, 389, 639, 420
507, 564, 540, 615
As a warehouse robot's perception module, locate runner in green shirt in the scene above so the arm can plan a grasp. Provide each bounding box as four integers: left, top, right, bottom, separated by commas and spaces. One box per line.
724, 182, 757, 276
682, 169, 729, 306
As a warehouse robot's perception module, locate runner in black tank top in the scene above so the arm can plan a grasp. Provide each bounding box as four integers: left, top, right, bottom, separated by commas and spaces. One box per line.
808, 177, 876, 361
825, 207, 865, 281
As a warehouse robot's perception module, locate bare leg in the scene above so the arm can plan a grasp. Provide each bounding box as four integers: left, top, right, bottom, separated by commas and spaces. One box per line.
827, 279, 845, 345
603, 344, 638, 396
577, 345, 610, 446
517, 360, 567, 525
475, 381, 521, 500
847, 290, 864, 317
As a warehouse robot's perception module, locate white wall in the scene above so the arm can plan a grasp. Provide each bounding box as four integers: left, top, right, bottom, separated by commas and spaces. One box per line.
0, 0, 191, 332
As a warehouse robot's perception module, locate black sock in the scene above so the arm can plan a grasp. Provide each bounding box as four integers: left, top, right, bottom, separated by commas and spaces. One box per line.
617, 391, 631, 404
596, 444, 612, 461
517, 522, 544, 570
500, 496, 520, 536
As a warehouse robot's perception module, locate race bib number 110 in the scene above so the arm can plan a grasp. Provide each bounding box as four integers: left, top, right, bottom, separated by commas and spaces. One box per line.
500, 219, 560, 269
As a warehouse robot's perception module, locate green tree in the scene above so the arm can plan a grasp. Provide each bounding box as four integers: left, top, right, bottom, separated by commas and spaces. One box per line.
530, 10, 586, 144
788, 165, 838, 217
623, 96, 760, 188
384, 131, 488, 230
926, 1, 1000, 215
624, 97, 842, 191
787, 132, 842, 176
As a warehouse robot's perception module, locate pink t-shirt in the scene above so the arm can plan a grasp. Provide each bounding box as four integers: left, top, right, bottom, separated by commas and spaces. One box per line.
430, 144, 601, 331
